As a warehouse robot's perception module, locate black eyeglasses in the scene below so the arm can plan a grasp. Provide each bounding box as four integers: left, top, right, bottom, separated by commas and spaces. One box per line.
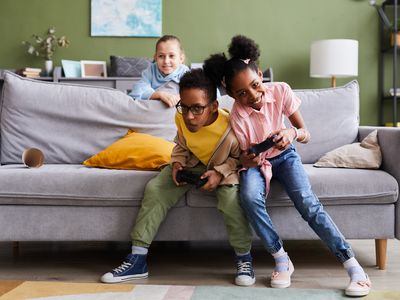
175, 101, 212, 115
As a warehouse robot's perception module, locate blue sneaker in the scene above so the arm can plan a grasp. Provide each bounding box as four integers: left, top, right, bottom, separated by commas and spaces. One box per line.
101, 253, 148, 283
235, 253, 256, 286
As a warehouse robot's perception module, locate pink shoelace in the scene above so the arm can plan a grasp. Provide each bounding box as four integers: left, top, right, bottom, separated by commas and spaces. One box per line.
271, 271, 280, 279
356, 280, 371, 287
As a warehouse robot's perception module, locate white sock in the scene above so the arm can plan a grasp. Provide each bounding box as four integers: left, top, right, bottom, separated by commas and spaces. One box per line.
343, 257, 360, 269
272, 247, 286, 258
131, 245, 148, 255
343, 257, 366, 281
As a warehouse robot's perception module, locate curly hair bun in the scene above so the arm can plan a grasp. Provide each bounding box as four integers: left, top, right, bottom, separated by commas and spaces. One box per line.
203, 53, 227, 85
228, 35, 260, 61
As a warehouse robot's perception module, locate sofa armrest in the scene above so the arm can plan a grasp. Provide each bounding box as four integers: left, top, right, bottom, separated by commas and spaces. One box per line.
359, 126, 400, 239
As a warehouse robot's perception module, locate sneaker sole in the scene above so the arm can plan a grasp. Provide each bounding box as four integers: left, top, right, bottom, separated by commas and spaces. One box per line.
345, 289, 370, 297
101, 272, 149, 283
235, 277, 256, 287
270, 280, 291, 289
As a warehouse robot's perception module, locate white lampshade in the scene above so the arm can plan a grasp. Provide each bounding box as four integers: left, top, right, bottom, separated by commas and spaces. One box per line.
310, 39, 358, 78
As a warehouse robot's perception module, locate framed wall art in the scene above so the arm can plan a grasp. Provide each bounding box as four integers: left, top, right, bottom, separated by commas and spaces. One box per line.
91, 0, 162, 37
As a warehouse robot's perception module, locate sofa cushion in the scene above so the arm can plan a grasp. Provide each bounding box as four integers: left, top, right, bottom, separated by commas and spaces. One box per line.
186, 165, 398, 208
293, 81, 360, 163
0, 72, 177, 165
0, 164, 185, 207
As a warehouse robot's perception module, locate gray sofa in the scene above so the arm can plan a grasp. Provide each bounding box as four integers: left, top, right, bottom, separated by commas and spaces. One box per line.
0, 72, 398, 270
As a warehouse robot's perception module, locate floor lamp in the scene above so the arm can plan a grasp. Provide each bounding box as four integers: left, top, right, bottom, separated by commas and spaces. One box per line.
310, 39, 358, 87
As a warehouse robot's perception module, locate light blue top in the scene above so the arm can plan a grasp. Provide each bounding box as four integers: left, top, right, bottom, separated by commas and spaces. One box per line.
129, 63, 189, 100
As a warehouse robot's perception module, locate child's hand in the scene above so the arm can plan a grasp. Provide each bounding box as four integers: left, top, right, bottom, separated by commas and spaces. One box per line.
172, 162, 184, 186
152, 91, 180, 107
271, 129, 296, 150
200, 170, 223, 192
240, 151, 260, 168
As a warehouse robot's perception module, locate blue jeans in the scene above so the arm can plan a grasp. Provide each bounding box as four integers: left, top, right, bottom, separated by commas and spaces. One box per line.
239, 145, 354, 263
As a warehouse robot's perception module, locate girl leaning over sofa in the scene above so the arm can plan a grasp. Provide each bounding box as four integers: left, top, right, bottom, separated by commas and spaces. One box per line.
128, 35, 189, 107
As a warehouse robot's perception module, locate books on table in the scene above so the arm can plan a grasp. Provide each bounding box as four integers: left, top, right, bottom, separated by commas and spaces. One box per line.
17, 67, 42, 78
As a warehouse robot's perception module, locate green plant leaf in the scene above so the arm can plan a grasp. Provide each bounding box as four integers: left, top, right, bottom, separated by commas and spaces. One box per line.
27, 45, 36, 54
22, 26, 70, 61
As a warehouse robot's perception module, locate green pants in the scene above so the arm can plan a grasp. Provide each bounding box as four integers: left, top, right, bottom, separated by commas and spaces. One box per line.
131, 164, 252, 254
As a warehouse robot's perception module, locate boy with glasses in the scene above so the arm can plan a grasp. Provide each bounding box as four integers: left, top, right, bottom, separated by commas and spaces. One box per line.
101, 68, 255, 286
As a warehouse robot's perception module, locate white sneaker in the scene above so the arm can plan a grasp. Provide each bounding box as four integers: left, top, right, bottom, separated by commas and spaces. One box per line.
345, 273, 371, 297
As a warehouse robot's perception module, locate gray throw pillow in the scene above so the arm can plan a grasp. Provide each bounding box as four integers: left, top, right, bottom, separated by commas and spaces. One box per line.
109, 56, 151, 77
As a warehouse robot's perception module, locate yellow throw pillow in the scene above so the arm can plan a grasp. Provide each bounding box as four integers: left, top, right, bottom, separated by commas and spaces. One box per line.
83, 130, 174, 170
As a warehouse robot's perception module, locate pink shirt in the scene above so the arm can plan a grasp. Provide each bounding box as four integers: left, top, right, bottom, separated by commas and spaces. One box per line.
230, 82, 301, 192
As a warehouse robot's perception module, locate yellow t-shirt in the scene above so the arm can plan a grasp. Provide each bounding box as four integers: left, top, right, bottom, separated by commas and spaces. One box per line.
175, 109, 229, 165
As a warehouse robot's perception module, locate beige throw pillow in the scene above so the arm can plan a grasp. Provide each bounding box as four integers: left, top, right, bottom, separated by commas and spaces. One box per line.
313, 130, 381, 169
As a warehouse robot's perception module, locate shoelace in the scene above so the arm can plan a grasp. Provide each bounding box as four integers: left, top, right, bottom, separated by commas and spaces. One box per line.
271, 271, 280, 279
113, 261, 132, 274
356, 281, 371, 287
237, 261, 252, 274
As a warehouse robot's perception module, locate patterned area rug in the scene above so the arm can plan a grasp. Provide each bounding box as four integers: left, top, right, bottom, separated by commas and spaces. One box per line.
0, 281, 399, 300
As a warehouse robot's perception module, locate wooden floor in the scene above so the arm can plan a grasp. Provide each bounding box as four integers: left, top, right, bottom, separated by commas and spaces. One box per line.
0, 239, 399, 291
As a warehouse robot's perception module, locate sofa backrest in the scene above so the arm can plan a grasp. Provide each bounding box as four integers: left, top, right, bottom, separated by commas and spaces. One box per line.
0, 73, 359, 165
0, 72, 177, 164
293, 81, 360, 163
219, 81, 360, 164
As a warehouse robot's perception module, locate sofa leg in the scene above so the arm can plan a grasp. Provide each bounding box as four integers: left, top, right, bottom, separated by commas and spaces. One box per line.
12, 241, 19, 257
375, 239, 387, 270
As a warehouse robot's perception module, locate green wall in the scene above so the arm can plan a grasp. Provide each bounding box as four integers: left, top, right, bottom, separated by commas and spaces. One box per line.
0, 0, 384, 125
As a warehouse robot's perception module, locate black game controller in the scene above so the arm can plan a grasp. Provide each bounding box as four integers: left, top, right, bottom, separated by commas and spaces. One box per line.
248, 135, 277, 156
176, 169, 208, 188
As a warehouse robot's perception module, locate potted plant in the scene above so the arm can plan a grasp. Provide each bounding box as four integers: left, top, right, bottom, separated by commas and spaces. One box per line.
22, 26, 70, 76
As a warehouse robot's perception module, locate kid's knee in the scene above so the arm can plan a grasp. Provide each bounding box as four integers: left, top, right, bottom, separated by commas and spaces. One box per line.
240, 187, 263, 207
144, 179, 159, 195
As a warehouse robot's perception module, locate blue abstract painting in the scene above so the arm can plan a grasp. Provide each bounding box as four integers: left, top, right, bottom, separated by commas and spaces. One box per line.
91, 0, 161, 37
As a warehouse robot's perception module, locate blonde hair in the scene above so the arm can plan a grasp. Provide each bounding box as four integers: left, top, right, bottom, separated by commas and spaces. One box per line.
155, 35, 184, 53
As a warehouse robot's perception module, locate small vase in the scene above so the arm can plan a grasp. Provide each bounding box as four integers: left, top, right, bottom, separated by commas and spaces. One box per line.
44, 60, 53, 76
